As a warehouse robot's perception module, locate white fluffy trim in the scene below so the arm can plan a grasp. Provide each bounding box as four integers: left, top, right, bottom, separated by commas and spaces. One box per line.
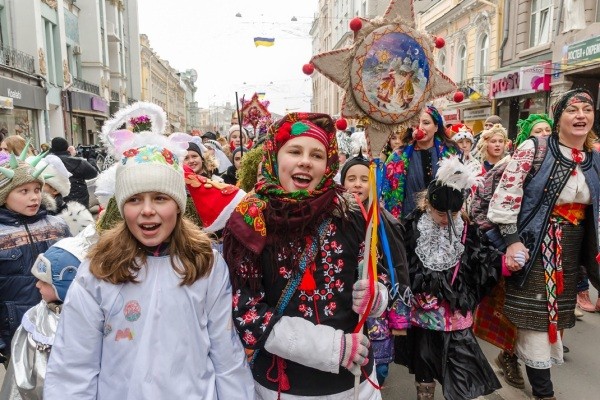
203, 189, 246, 233
59, 202, 95, 236
435, 155, 482, 191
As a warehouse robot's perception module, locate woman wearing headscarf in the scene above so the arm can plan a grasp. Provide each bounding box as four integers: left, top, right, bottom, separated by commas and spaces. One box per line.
223, 113, 387, 399
488, 89, 600, 400
383, 105, 458, 219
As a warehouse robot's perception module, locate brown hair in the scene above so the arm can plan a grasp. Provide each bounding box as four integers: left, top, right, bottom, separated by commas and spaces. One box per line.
89, 216, 214, 285
2, 135, 31, 155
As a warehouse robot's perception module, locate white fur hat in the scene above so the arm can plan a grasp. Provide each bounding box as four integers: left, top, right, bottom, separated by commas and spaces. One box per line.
32, 154, 72, 197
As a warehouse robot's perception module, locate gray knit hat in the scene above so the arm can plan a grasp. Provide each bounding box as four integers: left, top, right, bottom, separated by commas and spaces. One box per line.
0, 151, 49, 206
114, 144, 186, 216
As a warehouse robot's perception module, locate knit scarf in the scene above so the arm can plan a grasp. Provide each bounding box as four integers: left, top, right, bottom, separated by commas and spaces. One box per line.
383, 135, 455, 218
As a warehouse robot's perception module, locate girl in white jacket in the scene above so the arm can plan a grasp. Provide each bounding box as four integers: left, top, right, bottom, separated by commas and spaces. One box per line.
44, 125, 254, 399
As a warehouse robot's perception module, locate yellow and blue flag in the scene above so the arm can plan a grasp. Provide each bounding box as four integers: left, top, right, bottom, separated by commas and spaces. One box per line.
254, 37, 275, 47
466, 87, 481, 100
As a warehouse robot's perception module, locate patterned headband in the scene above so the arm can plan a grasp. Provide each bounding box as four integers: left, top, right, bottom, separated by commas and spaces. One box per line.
425, 105, 444, 128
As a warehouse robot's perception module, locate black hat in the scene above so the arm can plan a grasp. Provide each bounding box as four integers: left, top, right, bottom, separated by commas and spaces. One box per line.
50, 137, 69, 153
340, 149, 370, 184
187, 142, 204, 159
426, 156, 480, 240
201, 132, 217, 141
427, 182, 465, 213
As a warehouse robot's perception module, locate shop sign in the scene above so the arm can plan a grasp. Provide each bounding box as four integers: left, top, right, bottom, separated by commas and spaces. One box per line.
0, 76, 46, 110
91, 96, 108, 113
567, 36, 600, 65
490, 62, 550, 99
463, 107, 491, 121
442, 109, 460, 124
0, 96, 14, 110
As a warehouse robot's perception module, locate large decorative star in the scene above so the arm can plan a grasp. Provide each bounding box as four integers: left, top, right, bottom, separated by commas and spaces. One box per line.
310, 0, 456, 154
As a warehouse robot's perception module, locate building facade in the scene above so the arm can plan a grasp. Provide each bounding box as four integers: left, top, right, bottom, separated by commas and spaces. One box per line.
418, 0, 500, 134
0, 0, 141, 148
140, 34, 187, 133
497, 0, 600, 138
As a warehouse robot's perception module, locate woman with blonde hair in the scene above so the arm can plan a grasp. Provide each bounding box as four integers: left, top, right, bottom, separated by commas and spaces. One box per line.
475, 124, 509, 172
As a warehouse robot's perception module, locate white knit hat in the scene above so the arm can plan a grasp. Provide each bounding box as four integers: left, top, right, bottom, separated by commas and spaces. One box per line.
29, 154, 71, 197
115, 144, 186, 216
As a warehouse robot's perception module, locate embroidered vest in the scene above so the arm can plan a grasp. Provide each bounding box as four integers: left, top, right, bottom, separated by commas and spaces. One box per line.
513, 135, 600, 287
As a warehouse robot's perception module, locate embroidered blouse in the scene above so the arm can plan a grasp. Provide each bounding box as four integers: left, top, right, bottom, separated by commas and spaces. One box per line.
488, 140, 591, 225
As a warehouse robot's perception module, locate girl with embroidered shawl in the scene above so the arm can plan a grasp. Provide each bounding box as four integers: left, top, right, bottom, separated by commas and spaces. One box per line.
488, 89, 600, 400
223, 112, 388, 399
396, 156, 502, 400
383, 105, 458, 219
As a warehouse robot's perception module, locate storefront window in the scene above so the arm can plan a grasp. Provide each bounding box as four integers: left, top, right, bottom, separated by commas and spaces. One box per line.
0, 108, 39, 150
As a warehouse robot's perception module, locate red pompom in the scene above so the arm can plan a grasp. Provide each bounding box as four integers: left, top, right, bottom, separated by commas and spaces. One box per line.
434, 36, 445, 49
548, 322, 558, 344
299, 263, 317, 292
413, 128, 426, 141
335, 118, 348, 131
453, 91, 465, 103
302, 63, 315, 75
556, 270, 564, 295
350, 17, 363, 32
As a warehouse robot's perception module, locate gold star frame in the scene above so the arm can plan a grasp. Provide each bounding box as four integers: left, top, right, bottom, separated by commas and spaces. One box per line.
310, 0, 456, 155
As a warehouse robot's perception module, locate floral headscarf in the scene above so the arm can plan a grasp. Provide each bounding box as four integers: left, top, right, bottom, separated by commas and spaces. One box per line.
223, 112, 345, 288
257, 112, 339, 201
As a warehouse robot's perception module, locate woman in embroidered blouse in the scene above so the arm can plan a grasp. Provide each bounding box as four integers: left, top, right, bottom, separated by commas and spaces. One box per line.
396, 157, 501, 400
383, 105, 458, 219
223, 112, 388, 399
475, 124, 509, 173
488, 89, 600, 400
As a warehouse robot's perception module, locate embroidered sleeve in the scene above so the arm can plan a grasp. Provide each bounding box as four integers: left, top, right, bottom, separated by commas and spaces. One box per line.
231, 257, 282, 350
488, 140, 536, 226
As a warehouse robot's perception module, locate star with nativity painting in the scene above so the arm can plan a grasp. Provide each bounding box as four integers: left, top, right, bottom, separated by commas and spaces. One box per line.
306, 0, 456, 154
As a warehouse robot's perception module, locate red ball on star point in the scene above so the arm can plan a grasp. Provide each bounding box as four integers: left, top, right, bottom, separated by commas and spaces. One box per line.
453, 91, 465, 103
335, 118, 348, 131
349, 18, 362, 32
302, 63, 315, 75
434, 36, 445, 49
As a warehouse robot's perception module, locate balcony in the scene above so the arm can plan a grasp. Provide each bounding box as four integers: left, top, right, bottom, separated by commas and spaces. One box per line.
106, 21, 121, 42
0, 44, 35, 74
456, 76, 492, 100
72, 77, 100, 95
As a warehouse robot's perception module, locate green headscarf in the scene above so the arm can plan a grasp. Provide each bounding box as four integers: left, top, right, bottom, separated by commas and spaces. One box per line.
515, 114, 553, 147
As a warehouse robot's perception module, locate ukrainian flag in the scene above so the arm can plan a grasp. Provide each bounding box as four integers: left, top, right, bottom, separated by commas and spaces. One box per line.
466, 87, 482, 100
254, 37, 275, 47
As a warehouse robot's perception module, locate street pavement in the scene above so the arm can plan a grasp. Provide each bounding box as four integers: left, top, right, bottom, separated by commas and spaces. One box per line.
1, 292, 598, 398
381, 287, 600, 400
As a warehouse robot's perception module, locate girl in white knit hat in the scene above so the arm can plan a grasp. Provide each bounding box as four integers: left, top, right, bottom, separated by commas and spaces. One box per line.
44, 103, 253, 399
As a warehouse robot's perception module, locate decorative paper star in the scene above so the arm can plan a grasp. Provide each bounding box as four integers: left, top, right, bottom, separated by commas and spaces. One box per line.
310, 0, 456, 154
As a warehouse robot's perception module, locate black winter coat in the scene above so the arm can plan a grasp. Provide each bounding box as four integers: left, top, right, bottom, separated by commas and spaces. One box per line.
53, 151, 98, 207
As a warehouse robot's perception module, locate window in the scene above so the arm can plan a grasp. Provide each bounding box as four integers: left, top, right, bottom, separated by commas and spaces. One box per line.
457, 45, 467, 82
42, 18, 60, 84
530, 0, 552, 46
477, 34, 489, 74
437, 51, 446, 74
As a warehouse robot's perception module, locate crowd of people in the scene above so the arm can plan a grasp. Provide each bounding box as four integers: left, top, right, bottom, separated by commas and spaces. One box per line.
0, 88, 598, 400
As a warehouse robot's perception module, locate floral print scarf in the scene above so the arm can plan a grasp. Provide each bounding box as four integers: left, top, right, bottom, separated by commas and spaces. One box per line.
383, 135, 455, 218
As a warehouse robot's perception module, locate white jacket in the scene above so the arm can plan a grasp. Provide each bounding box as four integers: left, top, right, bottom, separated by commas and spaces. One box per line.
44, 251, 254, 399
